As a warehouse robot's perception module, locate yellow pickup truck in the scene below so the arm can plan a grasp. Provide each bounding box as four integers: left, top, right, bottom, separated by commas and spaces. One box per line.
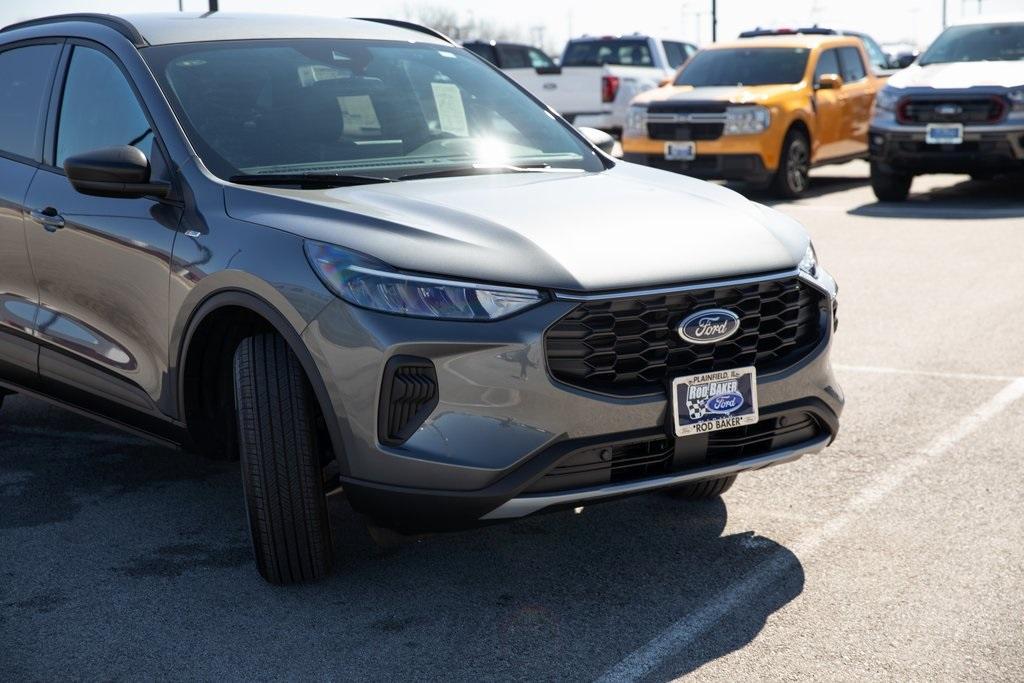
622, 35, 881, 196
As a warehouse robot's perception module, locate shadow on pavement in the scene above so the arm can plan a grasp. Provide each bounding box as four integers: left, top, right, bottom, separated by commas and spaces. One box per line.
849, 174, 1024, 219
739, 174, 870, 204
0, 395, 803, 681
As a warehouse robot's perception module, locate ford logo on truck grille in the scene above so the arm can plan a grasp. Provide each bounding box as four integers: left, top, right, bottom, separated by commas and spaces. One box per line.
677, 309, 741, 344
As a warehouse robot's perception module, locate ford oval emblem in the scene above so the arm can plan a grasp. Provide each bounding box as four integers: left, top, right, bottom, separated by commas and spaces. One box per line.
705, 391, 745, 415
677, 309, 741, 345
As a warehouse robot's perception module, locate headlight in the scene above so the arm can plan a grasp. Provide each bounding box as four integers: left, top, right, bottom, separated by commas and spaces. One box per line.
874, 87, 900, 113
305, 242, 544, 320
798, 242, 818, 278
723, 105, 771, 135
1008, 88, 1024, 112
624, 105, 647, 138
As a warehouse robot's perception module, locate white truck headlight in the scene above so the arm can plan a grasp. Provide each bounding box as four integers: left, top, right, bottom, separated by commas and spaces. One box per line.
624, 105, 647, 138
874, 87, 900, 113
723, 105, 771, 135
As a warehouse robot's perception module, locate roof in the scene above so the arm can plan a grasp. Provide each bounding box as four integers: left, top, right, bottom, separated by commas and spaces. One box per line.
950, 13, 1024, 27
1, 12, 451, 47
707, 34, 861, 50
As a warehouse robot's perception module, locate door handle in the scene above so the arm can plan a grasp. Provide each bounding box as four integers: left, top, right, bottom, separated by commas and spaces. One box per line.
29, 207, 65, 232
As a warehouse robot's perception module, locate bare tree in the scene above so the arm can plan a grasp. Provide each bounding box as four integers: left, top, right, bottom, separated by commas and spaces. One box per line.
403, 3, 529, 44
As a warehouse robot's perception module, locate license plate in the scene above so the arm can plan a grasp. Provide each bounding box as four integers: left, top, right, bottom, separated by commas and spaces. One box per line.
671, 367, 759, 437
664, 141, 696, 161
925, 123, 963, 145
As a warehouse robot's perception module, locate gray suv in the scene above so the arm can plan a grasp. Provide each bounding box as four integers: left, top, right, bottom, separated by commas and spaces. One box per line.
0, 13, 842, 584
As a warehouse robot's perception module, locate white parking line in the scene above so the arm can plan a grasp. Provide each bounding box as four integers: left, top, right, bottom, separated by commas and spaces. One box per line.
595, 377, 1024, 683
835, 363, 1020, 382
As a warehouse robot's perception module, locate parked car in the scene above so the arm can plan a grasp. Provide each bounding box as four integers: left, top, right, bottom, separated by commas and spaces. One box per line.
469, 35, 696, 134
0, 12, 841, 585
869, 16, 1024, 200
881, 42, 920, 69
622, 34, 882, 196
740, 26, 899, 77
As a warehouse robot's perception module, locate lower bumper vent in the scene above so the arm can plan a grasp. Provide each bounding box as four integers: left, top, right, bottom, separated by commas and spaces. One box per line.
378, 356, 438, 446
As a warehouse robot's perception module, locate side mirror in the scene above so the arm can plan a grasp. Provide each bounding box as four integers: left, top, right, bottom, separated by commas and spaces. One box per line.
577, 126, 616, 154
535, 65, 562, 75
816, 73, 844, 90
63, 145, 169, 199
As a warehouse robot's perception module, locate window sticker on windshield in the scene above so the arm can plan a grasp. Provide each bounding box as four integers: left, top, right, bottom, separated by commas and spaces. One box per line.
431, 82, 469, 137
336, 95, 381, 136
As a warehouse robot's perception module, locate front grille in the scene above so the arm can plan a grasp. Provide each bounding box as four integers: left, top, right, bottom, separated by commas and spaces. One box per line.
545, 276, 824, 395
898, 97, 1006, 124
647, 122, 723, 141
646, 102, 726, 141
524, 410, 824, 493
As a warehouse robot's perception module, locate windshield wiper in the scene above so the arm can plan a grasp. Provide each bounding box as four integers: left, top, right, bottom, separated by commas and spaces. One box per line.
397, 164, 560, 181
229, 172, 394, 188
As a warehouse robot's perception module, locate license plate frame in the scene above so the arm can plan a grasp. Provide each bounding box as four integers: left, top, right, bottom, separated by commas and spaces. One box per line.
670, 367, 759, 438
925, 123, 964, 145
664, 141, 697, 161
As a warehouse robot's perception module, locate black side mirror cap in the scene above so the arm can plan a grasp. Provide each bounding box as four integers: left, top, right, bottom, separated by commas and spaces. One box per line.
63, 145, 170, 199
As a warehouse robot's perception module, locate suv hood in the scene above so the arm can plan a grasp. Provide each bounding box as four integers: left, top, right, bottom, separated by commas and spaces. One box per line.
634, 84, 800, 106
888, 61, 1024, 90
224, 162, 807, 292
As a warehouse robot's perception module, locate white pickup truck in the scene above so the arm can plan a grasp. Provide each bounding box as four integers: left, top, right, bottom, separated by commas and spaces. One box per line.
464, 36, 697, 133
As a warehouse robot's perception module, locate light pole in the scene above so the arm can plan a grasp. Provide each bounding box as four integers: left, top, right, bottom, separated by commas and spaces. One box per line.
711, 0, 717, 42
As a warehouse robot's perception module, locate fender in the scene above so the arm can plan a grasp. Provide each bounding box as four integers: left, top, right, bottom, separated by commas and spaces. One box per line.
174, 289, 349, 469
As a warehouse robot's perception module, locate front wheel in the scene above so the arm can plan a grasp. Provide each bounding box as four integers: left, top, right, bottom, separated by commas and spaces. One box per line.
663, 474, 737, 500
771, 129, 811, 198
233, 333, 334, 585
870, 162, 912, 201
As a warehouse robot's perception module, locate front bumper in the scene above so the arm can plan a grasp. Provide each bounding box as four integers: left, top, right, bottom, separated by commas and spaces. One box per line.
869, 122, 1024, 174
303, 269, 843, 531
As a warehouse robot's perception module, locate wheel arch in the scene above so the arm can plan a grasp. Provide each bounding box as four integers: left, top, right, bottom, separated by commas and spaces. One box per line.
175, 290, 346, 467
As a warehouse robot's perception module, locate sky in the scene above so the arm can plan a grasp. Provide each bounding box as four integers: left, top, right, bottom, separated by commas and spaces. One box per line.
2, 0, 1022, 52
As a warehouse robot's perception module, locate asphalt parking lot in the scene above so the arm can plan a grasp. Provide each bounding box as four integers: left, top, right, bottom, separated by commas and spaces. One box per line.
2, 163, 1022, 681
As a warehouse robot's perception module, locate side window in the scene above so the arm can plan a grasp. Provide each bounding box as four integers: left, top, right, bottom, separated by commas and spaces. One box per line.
838, 46, 867, 83
527, 48, 554, 69
814, 49, 841, 83
56, 46, 155, 167
0, 44, 61, 160
663, 42, 689, 69
464, 43, 497, 65
496, 46, 530, 69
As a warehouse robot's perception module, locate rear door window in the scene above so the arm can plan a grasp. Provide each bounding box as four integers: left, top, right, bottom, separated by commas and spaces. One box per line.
0, 43, 62, 161
838, 46, 867, 83
527, 48, 554, 69
496, 45, 530, 69
663, 41, 691, 68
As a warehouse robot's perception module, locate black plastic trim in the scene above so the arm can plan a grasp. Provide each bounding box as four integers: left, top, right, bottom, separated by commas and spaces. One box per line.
1, 14, 148, 47
377, 355, 439, 447
342, 396, 839, 532
354, 18, 455, 45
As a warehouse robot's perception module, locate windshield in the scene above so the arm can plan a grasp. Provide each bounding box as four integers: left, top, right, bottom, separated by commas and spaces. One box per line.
920, 23, 1024, 65
142, 39, 603, 181
562, 39, 653, 67
674, 48, 810, 86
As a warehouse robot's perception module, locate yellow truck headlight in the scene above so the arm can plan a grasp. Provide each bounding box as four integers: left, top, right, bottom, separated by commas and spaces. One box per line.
724, 105, 771, 135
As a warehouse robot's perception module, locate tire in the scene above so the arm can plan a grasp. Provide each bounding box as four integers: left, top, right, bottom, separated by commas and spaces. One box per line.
663, 474, 737, 500
233, 332, 333, 585
870, 162, 912, 201
969, 172, 994, 182
771, 129, 811, 198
